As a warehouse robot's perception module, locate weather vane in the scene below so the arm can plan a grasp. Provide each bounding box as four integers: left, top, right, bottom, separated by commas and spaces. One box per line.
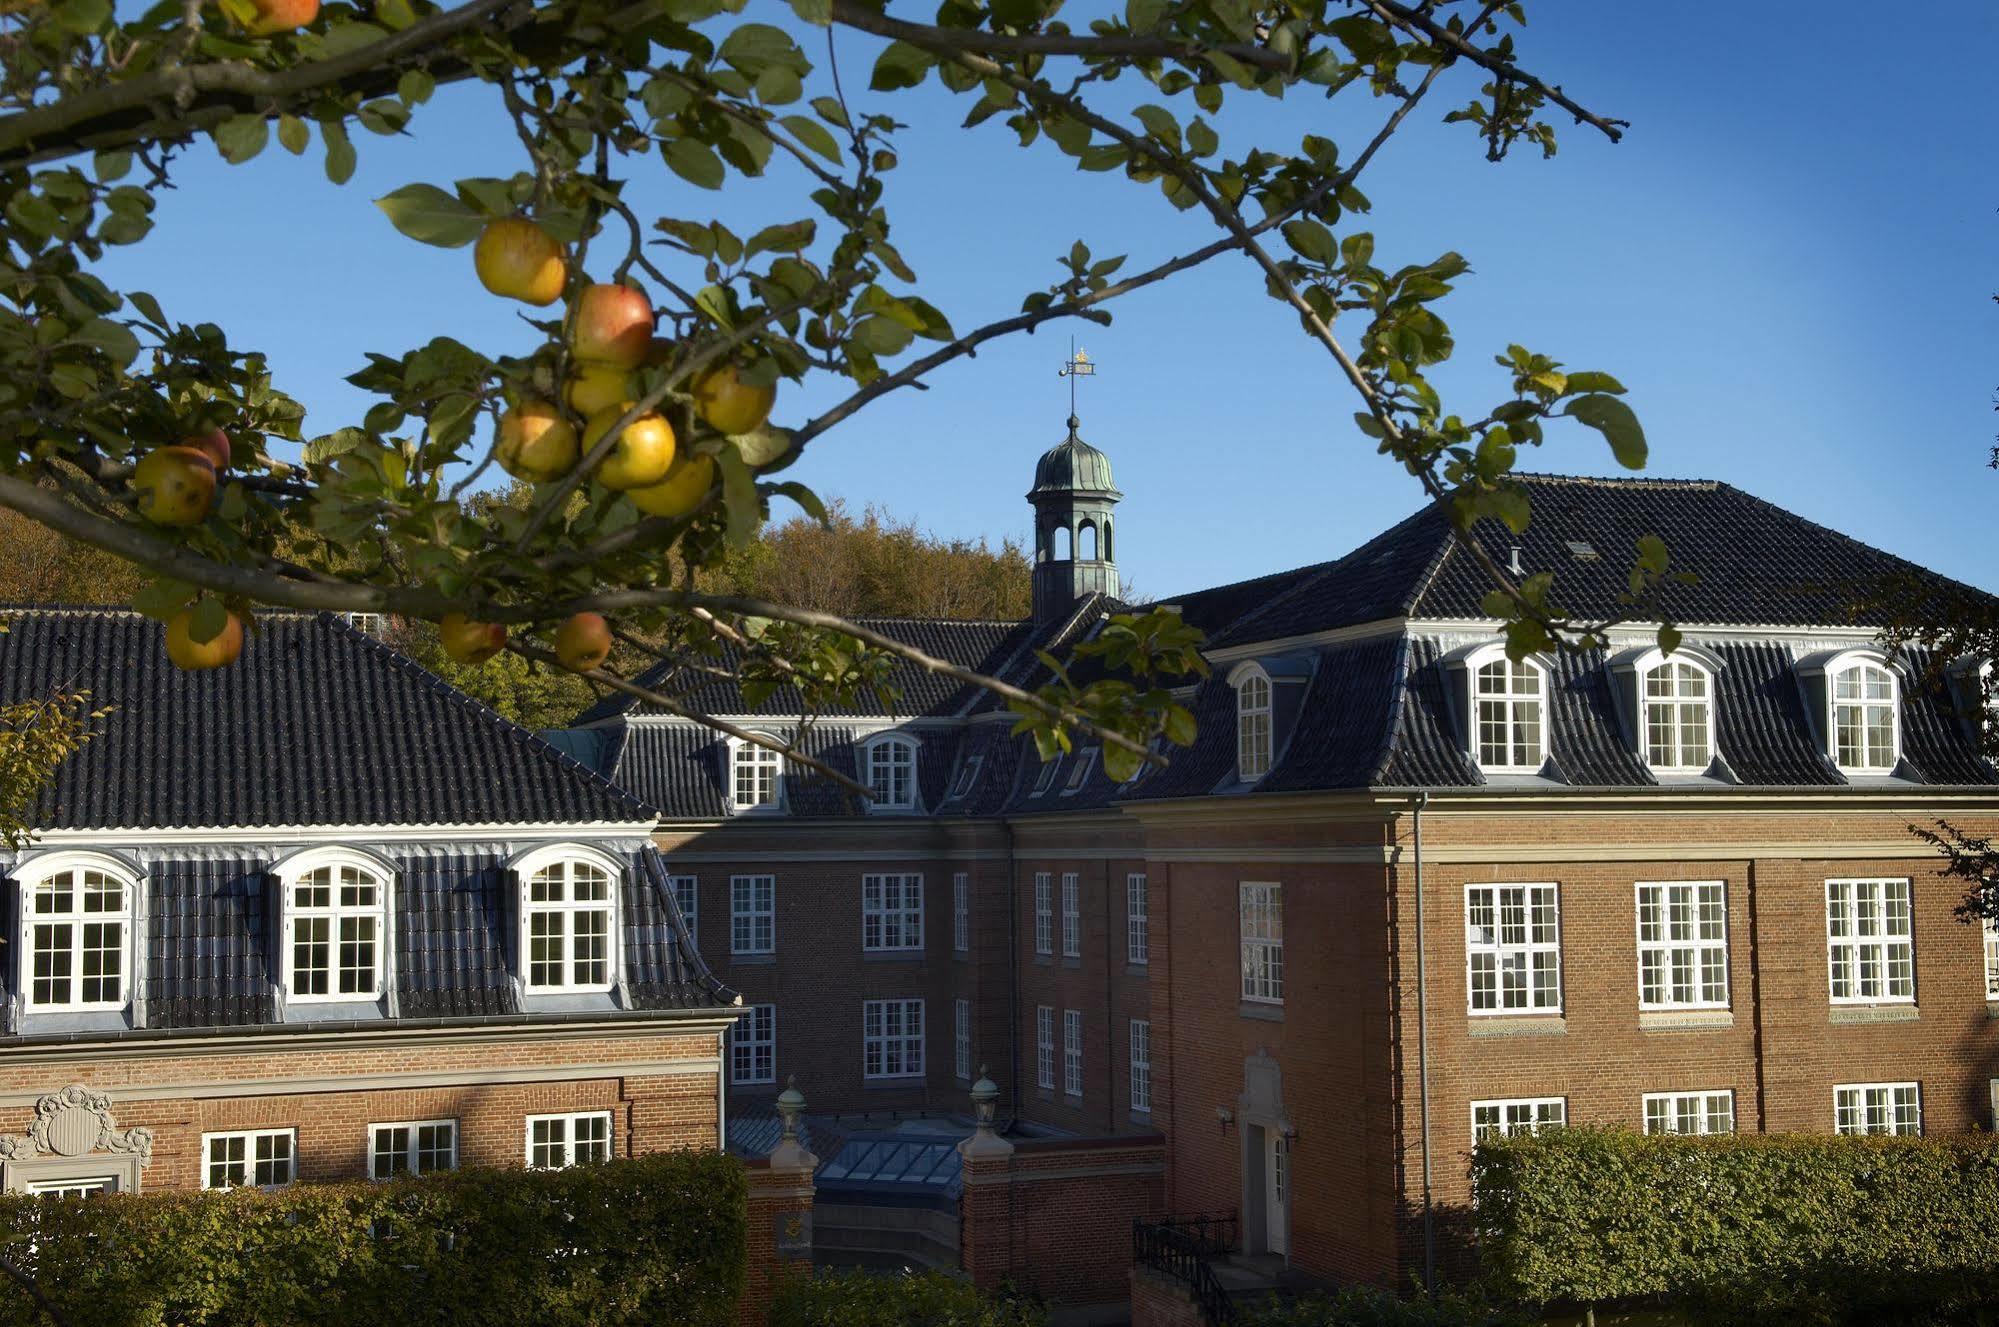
1057, 337, 1096, 417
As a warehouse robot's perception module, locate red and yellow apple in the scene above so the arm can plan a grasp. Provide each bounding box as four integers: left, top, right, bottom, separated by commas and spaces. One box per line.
439, 612, 507, 666
495, 401, 579, 483
133, 445, 217, 526
569, 283, 653, 369
235, 0, 318, 36
691, 361, 777, 437
474, 217, 567, 306
583, 404, 676, 491
627, 452, 716, 519
554, 612, 613, 673
181, 427, 231, 472
165, 608, 244, 671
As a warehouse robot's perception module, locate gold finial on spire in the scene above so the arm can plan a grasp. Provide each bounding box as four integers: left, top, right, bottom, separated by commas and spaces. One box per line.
1057, 337, 1096, 419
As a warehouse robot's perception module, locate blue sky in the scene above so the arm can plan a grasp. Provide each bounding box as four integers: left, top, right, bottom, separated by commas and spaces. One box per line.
96, 1, 1998, 599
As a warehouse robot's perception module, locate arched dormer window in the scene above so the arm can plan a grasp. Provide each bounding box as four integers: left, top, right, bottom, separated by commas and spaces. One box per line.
727, 734, 783, 813
1232, 663, 1273, 781
1463, 646, 1548, 772
1799, 649, 1901, 775
1609, 645, 1723, 775
275, 846, 392, 1003
512, 844, 621, 995
16, 851, 138, 1013
863, 733, 918, 811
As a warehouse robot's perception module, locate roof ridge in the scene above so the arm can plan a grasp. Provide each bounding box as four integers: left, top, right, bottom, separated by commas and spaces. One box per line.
1512, 472, 1723, 489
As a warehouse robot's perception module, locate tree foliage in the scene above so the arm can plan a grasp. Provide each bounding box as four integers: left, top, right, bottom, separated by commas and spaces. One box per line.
770, 1269, 1045, 1327
0, 685, 107, 848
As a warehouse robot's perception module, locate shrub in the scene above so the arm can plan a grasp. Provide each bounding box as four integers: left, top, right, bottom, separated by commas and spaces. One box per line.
1239, 1286, 1533, 1327
1472, 1125, 1999, 1325
768, 1269, 1045, 1327
0, 1150, 746, 1327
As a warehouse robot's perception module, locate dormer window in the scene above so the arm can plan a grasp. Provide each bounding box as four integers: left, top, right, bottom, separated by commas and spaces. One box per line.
1643, 659, 1713, 772
863, 734, 918, 811
17, 852, 137, 1013
1832, 661, 1897, 772
1235, 667, 1273, 780
1471, 651, 1547, 771
278, 848, 390, 1003
948, 755, 983, 800
1064, 747, 1098, 794
515, 845, 620, 994
729, 736, 782, 812
1032, 757, 1061, 795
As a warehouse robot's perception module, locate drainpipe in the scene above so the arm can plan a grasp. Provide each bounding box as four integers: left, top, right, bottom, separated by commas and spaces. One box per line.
1412, 790, 1435, 1294
1004, 817, 1021, 1128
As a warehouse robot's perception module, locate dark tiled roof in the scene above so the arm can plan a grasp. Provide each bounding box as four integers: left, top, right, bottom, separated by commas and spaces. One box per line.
630, 851, 739, 1009
1709, 641, 1842, 785
1258, 637, 1405, 793
1206, 503, 1451, 649
397, 850, 518, 1019
1544, 647, 1657, 788
0, 609, 651, 831
147, 857, 275, 1029
1374, 637, 1483, 788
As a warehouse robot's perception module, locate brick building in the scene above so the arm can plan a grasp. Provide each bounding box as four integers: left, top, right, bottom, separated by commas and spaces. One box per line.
563, 423, 1999, 1300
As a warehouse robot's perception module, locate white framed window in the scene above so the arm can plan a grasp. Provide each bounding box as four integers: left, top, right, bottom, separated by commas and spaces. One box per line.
1063, 748, 1097, 794
1643, 659, 1713, 771
863, 998, 924, 1079
1126, 873, 1149, 965
1130, 1018, 1151, 1114
952, 873, 970, 953
1636, 881, 1728, 1009
1033, 872, 1053, 956
954, 997, 971, 1080
17, 852, 137, 1013
729, 736, 783, 811
1032, 758, 1060, 795
1472, 652, 1547, 770
1642, 1091, 1733, 1135
280, 848, 389, 1003
669, 874, 698, 951
27, 1178, 116, 1198
863, 734, 918, 811
862, 873, 924, 952
1035, 1005, 1055, 1089
731, 1003, 776, 1084
1470, 1097, 1565, 1142
1240, 882, 1284, 1003
517, 846, 617, 994
1466, 883, 1561, 1014
1063, 1008, 1083, 1096
526, 1111, 611, 1167
370, 1119, 458, 1178
1830, 660, 1898, 773
1061, 872, 1081, 957
948, 755, 983, 801
1826, 877, 1914, 1004
1236, 666, 1273, 780
731, 874, 775, 955
1985, 918, 1999, 1000
1835, 1082, 1920, 1136
203, 1129, 295, 1190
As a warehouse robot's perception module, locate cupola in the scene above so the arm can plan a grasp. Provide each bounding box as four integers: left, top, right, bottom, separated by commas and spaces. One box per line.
1028, 414, 1122, 622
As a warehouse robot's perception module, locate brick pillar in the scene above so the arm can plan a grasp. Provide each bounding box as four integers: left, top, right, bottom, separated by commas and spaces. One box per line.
957, 1069, 1016, 1291
739, 1081, 817, 1326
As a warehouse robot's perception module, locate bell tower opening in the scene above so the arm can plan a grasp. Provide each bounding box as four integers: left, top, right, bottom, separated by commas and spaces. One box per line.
1028, 410, 1122, 624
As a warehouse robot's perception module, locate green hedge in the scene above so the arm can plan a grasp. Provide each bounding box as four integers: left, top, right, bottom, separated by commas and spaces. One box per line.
1472, 1126, 1999, 1324
0, 1150, 746, 1327
769, 1269, 1044, 1327
1239, 1287, 1531, 1327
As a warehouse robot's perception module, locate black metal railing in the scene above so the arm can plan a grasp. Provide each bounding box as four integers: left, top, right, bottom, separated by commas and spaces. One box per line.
1133, 1211, 1239, 1325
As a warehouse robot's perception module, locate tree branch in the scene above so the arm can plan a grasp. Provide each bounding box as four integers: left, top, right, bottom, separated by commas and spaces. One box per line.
825, 0, 1291, 74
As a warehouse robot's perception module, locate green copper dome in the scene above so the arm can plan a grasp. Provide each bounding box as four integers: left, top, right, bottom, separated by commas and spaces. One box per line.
1029, 416, 1119, 497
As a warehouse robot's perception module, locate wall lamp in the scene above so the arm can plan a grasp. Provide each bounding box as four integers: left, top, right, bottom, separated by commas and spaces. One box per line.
1280, 1121, 1299, 1145
1215, 1106, 1234, 1134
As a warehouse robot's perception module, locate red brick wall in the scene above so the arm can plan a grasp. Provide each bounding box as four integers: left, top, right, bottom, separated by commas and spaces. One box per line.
740, 1156, 815, 1326
1129, 1265, 1206, 1327
959, 1135, 1166, 1307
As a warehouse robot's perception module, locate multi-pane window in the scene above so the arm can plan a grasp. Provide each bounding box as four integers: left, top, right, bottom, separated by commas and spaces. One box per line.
526, 1112, 611, 1168
1636, 881, 1728, 1009
370, 1120, 458, 1178
731, 875, 775, 955
1644, 661, 1712, 771
1129, 1019, 1151, 1114
1240, 882, 1284, 1003
669, 875, 698, 952
952, 873, 970, 953
1032, 759, 1060, 795
1831, 662, 1898, 772
1835, 1082, 1920, 1136
1826, 878, 1914, 1003
26, 866, 131, 1011
1063, 749, 1097, 794
948, 755, 982, 800
1470, 1098, 1566, 1142
1642, 1091, 1734, 1136
1466, 883, 1561, 1014
1061, 873, 1081, 958
731, 739, 782, 810
954, 998, 971, 1080
863, 998, 924, 1079
1035, 1006, 1054, 1089
26, 1179, 114, 1198
1985, 918, 1999, 1000
1033, 873, 1053, 956
865, 736, 917, 810
1063, 1008, 1083, 1096
523, 858, 613, 992
1237, 670, 1272, 780
287, 860, 386, 1001
1126, 873, 1149, 965
731, 1004, 776, 1084
1473, 656, 1545, 770
862, 874, 924, 952
203, 1129, 295, 1190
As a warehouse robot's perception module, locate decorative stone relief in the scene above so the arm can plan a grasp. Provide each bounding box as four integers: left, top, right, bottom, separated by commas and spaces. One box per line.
1239, 1047, 1285, 1125
1, 1085, 151, 1167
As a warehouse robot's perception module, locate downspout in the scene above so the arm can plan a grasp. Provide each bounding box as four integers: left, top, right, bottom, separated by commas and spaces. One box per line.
1005, 817, 1021, 1128
1412, 790, 1434, 1294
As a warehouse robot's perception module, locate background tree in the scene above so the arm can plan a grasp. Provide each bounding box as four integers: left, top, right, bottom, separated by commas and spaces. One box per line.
0, 0, 1662, 790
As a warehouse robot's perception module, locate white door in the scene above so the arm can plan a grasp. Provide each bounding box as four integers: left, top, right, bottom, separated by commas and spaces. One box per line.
1265, 1132, 1289, 1257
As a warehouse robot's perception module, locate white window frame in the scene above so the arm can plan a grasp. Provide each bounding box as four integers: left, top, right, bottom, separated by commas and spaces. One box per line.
1032, 758, 1061, 795
862, 997, 925, 1080
862, 873, 924, 953
1467, 646, 1548, 772
525, 1111, 612, 1168
1129, 1018, 1151, 1114
1063, 1008, 1083, 1097
277, 846, 391, 1004
1465, 882, 1562, 1015
730, 1003, 776, 1085
368, 1119, 459, 1179
954, 997, 971, 1081
862, 733, 919, 812
16, 851, 138, 1014
952, 873, 970, 954
1635, 880, 1729, 1010
730, 874, 776, 955
1033, 872, 1053, 956
669, 874, 698, 951
1240, 882, 1284, 1004
1642, 1090, 1734, 1135
1828, 658, 1900, 774
948, 755, 983, 801
1126, 872, 1149, 966
1825, 877, 1915, 1005
1639, 655, 1715, 773
202, 1128, 296, 1190
1834, 1082, 1920, 1136
1985, 917, 1999, 1001
1470, 1097, 1566, 1142
514, 844, 620, 995
727, 734, 784, 813
1233, 663, 1273, 781
1062, 748, 1097, 795
1036, 1006, 1054, 1089
1061, 872, 1081, 957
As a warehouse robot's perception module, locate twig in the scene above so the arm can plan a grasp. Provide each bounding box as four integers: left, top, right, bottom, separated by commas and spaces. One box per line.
826, 0, 1291, 74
